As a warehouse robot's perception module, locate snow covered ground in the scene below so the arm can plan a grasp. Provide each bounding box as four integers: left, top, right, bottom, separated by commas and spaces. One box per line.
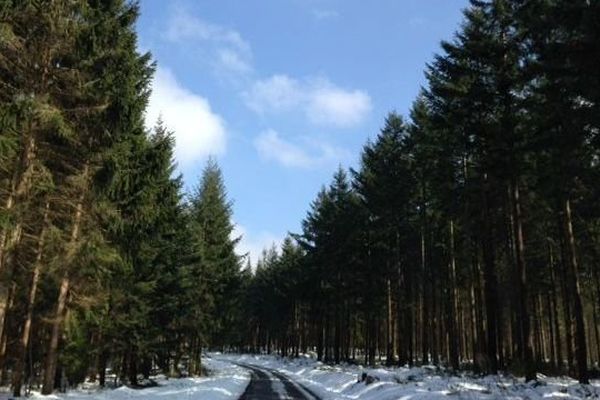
2, 354, 599, 399
0, 358, 249, 400
217, 353, 600, 400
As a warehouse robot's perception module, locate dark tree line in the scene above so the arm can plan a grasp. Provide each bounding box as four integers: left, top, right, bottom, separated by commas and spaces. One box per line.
0, 1, 244, 397
241, 0, 600, 385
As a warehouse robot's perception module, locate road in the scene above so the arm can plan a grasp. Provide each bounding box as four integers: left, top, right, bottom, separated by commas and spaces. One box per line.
233, 362, 321, 400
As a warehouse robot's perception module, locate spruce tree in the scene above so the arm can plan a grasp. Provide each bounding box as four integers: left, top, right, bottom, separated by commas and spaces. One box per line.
353, 113, 415, 366
189, 159, 242, 350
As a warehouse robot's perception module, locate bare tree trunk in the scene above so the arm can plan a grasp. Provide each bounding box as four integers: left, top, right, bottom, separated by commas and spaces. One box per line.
448, 220, 459, 369
42, 180, 86, 395
0, 279, 16, 384
421, 224, 429, 364
549, 242, 563, 370
0, 224, 23, 352
12, 203, 50, 397
98, 349, 108, 387
592, 300, 600, 368
562, 198, 589, 384
481, 175, 499, 374
593, 264, 600, 366
0, 134, 36, 273
386, 278, 394, 365
41, 274, 70, 394
0, 130, 38, 386
0, 181, 16, 274
510, 180, 535, 380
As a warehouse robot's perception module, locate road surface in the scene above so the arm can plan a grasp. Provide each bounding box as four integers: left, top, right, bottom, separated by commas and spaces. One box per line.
234, 362, 321, 400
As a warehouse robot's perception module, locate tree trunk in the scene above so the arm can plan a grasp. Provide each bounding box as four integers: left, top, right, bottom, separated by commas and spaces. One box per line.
0, 224, 23, 357
98, 349, 108, 387
12, 203, 50, 397
0, 133, 37, 274
41, 274, 70, 394
0, 280, 16, 384
128, 351, 138, 386
421, 225, 429, 364
42, 178, 86, 395
510, 181, 535, 380
549, 242, 563, 370
447, 220, 460, 370
562, 198, 589, 384
386, 278, 394, 365
481, 176, 499, 374
0, 189, 15, 275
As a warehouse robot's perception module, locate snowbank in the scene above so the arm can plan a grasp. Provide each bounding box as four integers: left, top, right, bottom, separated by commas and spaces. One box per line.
0, 358, 249, 400
217, 353, 600, 400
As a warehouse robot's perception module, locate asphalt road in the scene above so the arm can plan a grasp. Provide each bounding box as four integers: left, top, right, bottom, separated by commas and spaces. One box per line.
235, 362, 321, 400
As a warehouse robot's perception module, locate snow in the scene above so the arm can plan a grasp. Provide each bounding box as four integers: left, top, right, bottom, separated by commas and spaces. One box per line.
2, 354, 599, 399
0, 358, 249, 400
217, 353, 600, 400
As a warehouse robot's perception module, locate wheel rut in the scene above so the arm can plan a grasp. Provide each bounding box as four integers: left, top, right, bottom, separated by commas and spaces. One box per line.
232, 361, 321, 400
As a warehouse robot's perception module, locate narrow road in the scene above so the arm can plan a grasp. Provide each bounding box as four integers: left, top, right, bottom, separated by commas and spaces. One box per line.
233, 362, 321, 400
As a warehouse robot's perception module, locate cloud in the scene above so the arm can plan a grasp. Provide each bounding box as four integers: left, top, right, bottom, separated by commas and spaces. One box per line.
146, 67, 226, 166
166, 8, 250, 53
312, 9, 340, 20
243, 75, 371, 128
307, 81, 372, 127
165, 7, 252, 76
233, 223, 281, 268
254, 129, 314, 168
216, 48, 253, 75
243, 75, 303, 113
162, 8, 369, 128
254, 129, 350, 169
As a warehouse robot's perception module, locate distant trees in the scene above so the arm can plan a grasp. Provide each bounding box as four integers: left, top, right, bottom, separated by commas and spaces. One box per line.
241, 0, 600, 385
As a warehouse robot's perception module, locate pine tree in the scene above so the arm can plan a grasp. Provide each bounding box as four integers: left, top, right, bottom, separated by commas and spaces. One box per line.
353, 113, 416, 365
189, 159, 242, 350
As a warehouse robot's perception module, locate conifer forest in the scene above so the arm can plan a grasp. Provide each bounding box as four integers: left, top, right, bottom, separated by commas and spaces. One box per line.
1, 0, 600, 398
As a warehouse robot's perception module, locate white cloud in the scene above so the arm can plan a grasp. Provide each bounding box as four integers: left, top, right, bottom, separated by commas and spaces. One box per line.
166, 7, 252, 76
216, 48, 252, 75
254, 129, 350, 169
162, 8, 369, 128
233, 223, 282, 268
307, 81, 372, 127
243, 75, 303, 113
254, 129, 314, 168
243, 75, 371, 128
166, 8, 250, 53
146, 67, 226, 166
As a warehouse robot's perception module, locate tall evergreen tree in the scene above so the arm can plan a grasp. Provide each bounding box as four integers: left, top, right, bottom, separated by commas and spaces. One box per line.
189, 159, 242, 350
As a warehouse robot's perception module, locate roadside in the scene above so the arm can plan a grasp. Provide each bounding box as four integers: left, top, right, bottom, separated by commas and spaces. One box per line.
4, 354, 599, 400
0, 359, 249, 400
217, 353, 600, 400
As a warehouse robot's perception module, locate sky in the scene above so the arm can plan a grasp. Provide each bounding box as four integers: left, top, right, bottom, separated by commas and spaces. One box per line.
136, 0, 469, 264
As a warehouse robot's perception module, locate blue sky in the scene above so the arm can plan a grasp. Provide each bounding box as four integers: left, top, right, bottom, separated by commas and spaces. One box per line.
137, 0, 468, 263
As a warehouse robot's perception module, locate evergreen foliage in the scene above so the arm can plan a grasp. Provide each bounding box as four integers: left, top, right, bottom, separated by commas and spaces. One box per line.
0, 0, 598, 397
238, 0, 600, 386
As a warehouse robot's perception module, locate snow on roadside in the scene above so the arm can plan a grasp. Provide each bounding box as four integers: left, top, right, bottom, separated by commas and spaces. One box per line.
217, 353, 600, 400
0, 358, 249, 400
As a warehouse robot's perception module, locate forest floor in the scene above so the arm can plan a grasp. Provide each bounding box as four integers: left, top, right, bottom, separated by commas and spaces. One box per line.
2, 354, 600, 399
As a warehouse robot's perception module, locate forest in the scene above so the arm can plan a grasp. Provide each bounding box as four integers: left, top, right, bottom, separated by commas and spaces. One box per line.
0, 0, 599, 398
